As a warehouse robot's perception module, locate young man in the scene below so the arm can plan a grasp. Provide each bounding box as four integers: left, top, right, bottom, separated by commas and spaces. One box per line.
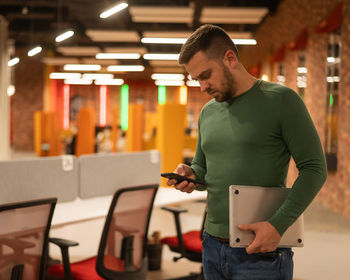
166, 24, 327, 280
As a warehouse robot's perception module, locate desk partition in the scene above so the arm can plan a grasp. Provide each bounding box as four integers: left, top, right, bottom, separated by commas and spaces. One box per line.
0, 156, 78, 203
78, 150, 161, 199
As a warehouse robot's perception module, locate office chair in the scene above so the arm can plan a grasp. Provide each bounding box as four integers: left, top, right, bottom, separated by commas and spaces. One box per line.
160, 200, 206, 280
0, 197, 57, 280
46, 184, 158, 280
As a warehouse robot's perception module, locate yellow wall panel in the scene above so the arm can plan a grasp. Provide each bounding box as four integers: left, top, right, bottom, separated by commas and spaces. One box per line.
156, 103, 186, 186
127, 104, 144, 152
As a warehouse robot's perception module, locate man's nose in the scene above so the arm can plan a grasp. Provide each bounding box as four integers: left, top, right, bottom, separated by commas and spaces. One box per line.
199, 81, 209, 92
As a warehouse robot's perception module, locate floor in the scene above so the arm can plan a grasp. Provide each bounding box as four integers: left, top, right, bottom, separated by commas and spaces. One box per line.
9, 150, 350, 279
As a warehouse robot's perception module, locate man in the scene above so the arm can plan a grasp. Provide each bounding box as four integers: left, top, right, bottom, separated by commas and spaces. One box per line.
166, 24, 327, 280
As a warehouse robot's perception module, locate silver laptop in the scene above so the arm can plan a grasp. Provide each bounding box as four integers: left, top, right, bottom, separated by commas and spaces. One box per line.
229, 185, 304, 248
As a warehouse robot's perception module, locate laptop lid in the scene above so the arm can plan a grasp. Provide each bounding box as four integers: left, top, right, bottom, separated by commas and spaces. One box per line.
229, 185, 304, 248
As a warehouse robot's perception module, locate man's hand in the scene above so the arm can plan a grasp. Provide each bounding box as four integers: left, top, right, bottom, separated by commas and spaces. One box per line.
238, 221, 281, 254
166, 163, 196, 193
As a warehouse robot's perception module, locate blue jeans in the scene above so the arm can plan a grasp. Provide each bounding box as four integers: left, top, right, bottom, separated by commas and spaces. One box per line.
202, 231, 294, 280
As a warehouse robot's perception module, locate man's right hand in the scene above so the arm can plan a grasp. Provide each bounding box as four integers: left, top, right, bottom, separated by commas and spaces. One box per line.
166, 163, 196, 193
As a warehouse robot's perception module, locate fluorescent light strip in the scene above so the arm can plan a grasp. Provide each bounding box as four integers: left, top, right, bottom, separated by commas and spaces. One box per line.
50, 72, 82, 79
55, 30, 74, 42
186, 80, 200, 87
63, 84, 70, 130
100, 2, 128, 18
96, 53, 141, 59
28, 46, 42, 56
82, 73, 114, 80
158, 85, 166, 104
155, 80, 184, 86
232, 39, 257, 45
94, 79, 124, 85
141, 38, 187, 44
64, 64, 101, 71
120, 84, 129, 130
8, 57, 19, 66
151, 73, 184, 80
107, 65, 145, 72
99, 85, 107, 127
144, 53, 179, 60
64, 79, 93, 85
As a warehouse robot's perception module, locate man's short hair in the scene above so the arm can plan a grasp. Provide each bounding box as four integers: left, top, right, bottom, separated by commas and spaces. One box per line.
179, 24, 240, 64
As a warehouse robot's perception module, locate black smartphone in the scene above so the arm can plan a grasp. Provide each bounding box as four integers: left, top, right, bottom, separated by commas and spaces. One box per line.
161, 172, 206, 186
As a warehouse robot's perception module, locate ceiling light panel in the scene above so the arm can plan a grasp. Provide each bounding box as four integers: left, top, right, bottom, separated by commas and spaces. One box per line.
86, 30, 140, 42
100, 2, 128, 18
96, 53, 141, 59
49, 72, 82, 79
151, 73, 184, 80
129, 6, 193, 23
82, 73, 114, 80
200, 7, 268, 24
94, 79, 124, 85
155, 80, 185, 86
143, 53, 179, 60
64, 64, 101, 71
57, 46, 101, 56
64, 79, 93, 85
107, 65, 145, 72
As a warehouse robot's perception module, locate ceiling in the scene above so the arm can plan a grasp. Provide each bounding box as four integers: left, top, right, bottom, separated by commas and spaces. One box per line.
0, 0, 282, 81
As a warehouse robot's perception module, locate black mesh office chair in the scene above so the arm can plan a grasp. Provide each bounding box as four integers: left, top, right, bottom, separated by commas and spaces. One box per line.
161, 200, 206, 280
0, 197, 57, 280
46, 184, 158, 280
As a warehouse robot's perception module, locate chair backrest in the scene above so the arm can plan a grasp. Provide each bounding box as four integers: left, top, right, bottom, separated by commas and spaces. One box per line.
96, 184, 158, 280
0, 197, 57, 280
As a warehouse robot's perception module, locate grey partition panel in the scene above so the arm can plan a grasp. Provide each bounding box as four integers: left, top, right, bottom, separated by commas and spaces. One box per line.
79, 150, 161, 198
0, 156, 78, 203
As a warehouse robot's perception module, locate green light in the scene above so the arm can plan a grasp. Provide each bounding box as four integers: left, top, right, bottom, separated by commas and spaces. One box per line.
121, 84, 129, 131
329, 93, 334, 107
158, 86, 166, 104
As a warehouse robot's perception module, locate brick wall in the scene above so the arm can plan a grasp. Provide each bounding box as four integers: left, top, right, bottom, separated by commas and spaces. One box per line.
241, 0, 350, 219
12, 50, 43, 151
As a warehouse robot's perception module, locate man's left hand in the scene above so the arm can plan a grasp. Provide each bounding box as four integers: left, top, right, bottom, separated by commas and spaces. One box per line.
238, 221, 281, 254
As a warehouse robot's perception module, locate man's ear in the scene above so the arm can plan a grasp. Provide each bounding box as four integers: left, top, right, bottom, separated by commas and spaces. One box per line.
224, 50, 238, 68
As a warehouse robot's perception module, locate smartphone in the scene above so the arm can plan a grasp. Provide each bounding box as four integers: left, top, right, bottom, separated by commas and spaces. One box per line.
161, 172, 206, 186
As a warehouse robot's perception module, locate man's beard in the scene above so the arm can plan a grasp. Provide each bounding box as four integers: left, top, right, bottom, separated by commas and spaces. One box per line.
208, 64, 236, 102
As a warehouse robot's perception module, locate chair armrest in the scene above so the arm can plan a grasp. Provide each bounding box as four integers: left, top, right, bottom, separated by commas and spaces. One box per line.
160, 206, 188, 259
161, 206, 188, 214
49, 237, 79, 280
49, 237, 79, 248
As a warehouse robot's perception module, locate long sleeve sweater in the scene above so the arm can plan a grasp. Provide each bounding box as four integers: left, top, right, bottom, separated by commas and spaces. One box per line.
191, 80, 327, 239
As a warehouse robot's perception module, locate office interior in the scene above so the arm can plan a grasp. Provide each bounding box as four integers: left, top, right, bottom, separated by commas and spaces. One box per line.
0, 0, 350, 279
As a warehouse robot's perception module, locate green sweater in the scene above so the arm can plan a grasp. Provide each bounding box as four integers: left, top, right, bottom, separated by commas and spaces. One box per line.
191, 80, 327, 238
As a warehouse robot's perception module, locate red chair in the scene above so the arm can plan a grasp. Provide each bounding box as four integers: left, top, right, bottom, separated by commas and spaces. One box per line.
46, 184, 158, 280
160, 201, 206, 280
0, 197, 57, 280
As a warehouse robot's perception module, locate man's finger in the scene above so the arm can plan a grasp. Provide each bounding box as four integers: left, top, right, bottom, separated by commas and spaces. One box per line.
238, 224, 256, 232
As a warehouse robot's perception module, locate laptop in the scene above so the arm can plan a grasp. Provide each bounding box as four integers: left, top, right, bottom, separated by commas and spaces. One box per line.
229, 185, 304, 248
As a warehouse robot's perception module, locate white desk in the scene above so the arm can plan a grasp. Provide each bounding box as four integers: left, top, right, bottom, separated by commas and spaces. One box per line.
52, 187, 207, 228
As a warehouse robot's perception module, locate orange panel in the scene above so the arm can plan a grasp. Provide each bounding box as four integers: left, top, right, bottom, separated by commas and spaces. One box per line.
75, 107, 96, 156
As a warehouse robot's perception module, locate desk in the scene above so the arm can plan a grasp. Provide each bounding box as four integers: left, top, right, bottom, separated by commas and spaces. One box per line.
52, 187, 207, 228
